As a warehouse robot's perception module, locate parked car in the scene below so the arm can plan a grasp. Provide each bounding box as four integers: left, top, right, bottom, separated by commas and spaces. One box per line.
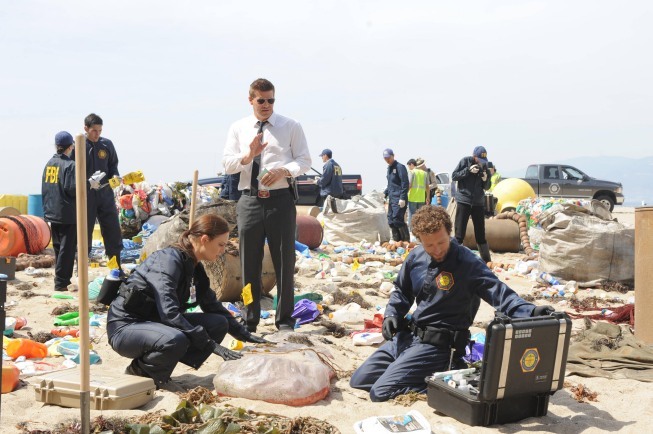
195, 170, 363, 206
521, 164, 624, 211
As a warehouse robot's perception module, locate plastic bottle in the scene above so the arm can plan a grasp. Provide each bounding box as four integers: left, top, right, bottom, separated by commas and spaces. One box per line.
329, 302, 363, 324
51, 327, 81, 338
97, 268, 122, 305
539, 272, 560, 286
5, 338, 48, 359
1, 364, 20, 394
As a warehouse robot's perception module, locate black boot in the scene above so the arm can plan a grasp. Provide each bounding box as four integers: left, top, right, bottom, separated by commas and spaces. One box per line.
478, 242, 492, 263
399, 225, 411, 242
391, 227, 401, 242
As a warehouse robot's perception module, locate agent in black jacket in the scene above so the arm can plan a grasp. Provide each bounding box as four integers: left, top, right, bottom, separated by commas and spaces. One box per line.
107, 214, 269, 393
41, 131, 77, 292
451, 146, 492, 262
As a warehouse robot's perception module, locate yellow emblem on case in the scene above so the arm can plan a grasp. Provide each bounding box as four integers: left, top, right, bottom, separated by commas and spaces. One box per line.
521, 348, 540, 372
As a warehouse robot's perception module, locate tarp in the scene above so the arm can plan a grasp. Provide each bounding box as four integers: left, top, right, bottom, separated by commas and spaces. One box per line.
566, 322, 653, 382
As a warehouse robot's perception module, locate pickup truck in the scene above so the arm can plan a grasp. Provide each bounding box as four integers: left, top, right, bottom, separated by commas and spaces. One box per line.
197, 169, 363, 206
521, 164, 624, 211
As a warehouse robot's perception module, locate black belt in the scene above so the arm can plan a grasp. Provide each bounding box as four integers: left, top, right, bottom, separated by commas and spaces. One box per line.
241, 188, 291, 198
410, 323, 470, 352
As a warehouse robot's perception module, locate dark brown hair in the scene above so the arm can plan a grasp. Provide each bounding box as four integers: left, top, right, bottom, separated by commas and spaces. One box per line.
249, 78, 275, 98
175, 214, 229, 261
84, 113, 103, 128
410, 205, 453, 237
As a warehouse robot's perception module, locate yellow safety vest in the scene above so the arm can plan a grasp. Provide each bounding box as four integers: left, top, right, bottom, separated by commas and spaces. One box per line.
489, 172, 502, 192
408, 169, 427, 202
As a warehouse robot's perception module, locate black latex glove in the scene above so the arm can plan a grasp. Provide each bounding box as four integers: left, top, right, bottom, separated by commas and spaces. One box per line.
245, 334, 271, 344
382, 316, 399, 341
210, 342, 243, 361
532, 305, 555, 317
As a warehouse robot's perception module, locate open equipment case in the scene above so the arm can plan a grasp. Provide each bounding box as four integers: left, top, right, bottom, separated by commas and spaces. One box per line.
426, 311, 572, 426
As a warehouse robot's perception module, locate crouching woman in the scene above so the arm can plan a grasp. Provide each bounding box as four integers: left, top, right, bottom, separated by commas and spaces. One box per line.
107, 214, 267, 393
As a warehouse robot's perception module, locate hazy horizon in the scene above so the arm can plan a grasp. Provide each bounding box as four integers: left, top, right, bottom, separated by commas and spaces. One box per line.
1, 1, 651, 200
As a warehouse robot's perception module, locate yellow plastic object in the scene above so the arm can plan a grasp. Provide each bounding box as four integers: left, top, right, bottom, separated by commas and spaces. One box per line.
0, 195, 28, 215
492, 178, 536, 213
92, 223, 103, 242
229, 339, 243, 350
108, 176, 121, 189
122, 171, 145, 185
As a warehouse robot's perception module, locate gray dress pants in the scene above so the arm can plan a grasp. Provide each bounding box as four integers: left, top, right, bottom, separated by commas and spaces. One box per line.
237, 189, 296, 330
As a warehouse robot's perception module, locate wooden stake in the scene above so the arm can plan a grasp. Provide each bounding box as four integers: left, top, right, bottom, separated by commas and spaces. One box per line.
189, 170, 199, 229
74, 133, 91, 432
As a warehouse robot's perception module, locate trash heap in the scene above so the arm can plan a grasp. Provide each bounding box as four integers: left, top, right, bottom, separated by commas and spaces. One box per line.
113, 180, 220, 239
89, 179, 222, 265
515, 197, 593, 251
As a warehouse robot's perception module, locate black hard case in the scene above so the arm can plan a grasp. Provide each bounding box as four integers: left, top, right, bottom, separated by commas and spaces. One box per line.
426, 312, 572, 426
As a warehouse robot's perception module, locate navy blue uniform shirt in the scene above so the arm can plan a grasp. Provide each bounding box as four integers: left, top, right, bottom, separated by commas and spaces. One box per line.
384, 160, 409, 201
317, 158, 344, 197
384, 240, 535, 330
41, 153, 76, 224
452, 156, 491, 206
108, 247, 249, 350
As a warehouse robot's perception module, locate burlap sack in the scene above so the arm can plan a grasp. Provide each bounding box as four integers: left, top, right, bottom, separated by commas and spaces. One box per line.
538, 203, 634, 284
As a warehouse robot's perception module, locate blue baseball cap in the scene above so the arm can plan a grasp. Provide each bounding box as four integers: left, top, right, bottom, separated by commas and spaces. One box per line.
473, 146, 488, 164
54, 131, 74, 147
319, 148, 332, 158
383, 148, 394, 158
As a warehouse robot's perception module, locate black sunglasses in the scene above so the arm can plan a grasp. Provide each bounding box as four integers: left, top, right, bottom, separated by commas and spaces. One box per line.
256, 98, 275, 105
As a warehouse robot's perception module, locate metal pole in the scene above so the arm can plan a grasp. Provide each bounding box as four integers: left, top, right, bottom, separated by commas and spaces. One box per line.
74, 133, 91, 431
635, 207, 653, 344
189, 170, 199, 229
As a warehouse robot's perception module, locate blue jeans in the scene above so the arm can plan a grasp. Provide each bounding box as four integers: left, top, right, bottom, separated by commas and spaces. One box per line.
407, 201, 425, 228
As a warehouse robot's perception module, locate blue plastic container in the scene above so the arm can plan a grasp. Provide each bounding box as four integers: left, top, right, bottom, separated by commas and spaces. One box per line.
27, 194, 44, 217
432, 192, 449, 208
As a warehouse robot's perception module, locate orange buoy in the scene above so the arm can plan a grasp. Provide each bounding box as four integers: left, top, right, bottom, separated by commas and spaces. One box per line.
0, 215, 51, 256
296, 215, 323, 249
1, 364, 20, 394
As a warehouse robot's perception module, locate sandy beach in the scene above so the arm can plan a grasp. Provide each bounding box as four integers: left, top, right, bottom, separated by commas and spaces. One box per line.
1, 206, 649, 434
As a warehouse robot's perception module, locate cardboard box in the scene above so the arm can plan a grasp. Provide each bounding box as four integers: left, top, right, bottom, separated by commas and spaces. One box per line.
0, 256, 16, 280
32, 368, 156, 410
427, 312, 571, 426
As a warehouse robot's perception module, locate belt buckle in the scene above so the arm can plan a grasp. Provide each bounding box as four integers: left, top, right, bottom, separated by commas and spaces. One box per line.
257, 189, 270, 199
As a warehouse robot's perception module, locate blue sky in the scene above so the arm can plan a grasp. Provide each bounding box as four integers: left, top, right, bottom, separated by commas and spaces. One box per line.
1, 1, 651, 196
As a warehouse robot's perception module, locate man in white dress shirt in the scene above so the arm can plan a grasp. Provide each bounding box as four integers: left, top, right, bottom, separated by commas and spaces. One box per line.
222, 78, 311, 332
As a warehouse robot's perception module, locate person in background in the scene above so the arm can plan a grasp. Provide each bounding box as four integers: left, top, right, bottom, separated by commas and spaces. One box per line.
41, 131, 77, 292
416, 157, 440, 205
451, 146, 492, 263
487, 162, 502, 192
349, 206, 554, 402
222, 78, 311, 333
219, 173, 242, 201
75, 113, 123, 269
406, 158, 430, 229
108, 214, 269, 393
314, 148, 344, 208
383, 148, 410, 242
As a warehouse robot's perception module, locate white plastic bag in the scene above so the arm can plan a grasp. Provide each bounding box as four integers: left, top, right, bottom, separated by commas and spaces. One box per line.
213, 347, 334, 406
